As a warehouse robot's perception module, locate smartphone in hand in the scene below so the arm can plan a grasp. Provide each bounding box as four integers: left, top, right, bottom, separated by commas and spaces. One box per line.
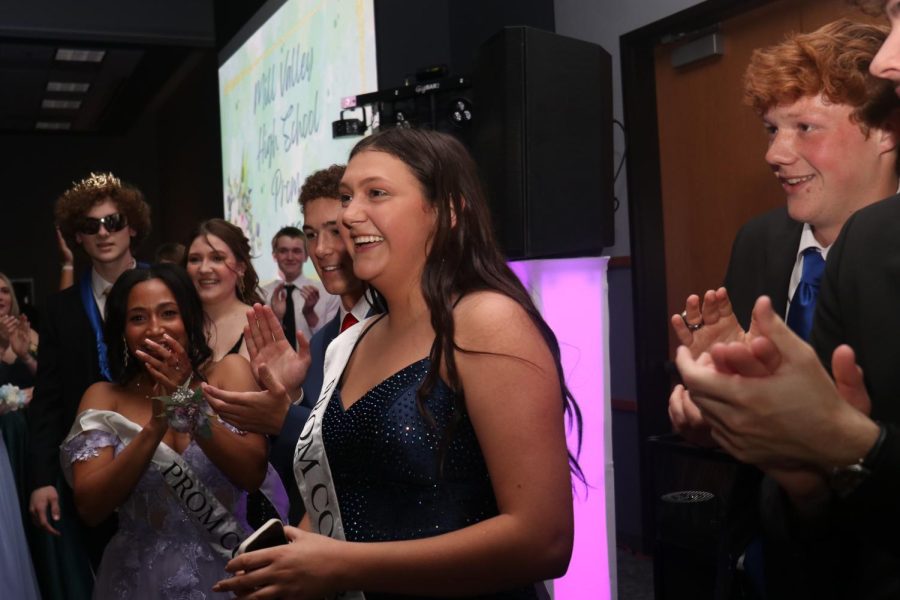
236, 518, 288, 555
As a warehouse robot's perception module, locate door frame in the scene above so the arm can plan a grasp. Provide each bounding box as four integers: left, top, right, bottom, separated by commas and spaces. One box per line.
619, 0, 773, 551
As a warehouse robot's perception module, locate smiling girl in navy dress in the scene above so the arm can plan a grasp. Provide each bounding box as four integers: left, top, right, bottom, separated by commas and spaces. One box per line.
217, 128, 583, 599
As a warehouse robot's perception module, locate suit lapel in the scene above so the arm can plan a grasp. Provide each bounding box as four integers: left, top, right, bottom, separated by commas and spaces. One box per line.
322, 313, 341, 349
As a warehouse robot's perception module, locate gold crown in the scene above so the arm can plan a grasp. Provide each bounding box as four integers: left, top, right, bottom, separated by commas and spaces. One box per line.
69, 172, 122, 194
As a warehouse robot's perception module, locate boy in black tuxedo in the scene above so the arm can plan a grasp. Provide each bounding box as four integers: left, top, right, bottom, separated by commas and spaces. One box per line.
27, 173, 151, 595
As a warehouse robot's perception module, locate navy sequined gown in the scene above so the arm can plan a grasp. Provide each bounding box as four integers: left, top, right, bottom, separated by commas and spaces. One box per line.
324, 358, 540, 600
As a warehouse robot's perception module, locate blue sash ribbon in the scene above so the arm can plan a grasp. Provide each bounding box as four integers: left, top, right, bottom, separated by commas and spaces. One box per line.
78, 262, 147, 382
79, 270, 111, 381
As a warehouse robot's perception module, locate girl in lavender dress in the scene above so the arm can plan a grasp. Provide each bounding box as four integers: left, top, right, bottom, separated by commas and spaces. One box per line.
0, 427, 40, 600
61, 264, 268, 599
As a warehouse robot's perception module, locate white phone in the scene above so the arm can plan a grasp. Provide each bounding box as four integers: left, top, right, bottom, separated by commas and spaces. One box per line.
235, 518, 288, 556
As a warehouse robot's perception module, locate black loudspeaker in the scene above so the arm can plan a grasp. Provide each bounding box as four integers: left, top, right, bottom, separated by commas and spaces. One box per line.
473, 26, 614, 259
649, 435, 755, 599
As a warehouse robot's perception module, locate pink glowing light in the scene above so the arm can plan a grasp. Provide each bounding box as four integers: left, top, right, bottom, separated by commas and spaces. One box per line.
510, 257, 614, 599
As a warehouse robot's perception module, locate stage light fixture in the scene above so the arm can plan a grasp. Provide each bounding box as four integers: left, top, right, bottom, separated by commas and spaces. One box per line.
340, 73, 472, 136
332, 108, 366, 138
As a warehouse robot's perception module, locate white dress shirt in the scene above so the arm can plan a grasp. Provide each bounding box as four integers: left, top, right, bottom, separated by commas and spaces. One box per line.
91, 259, 136, 319
261, 274, 340, 344
338, 294, 373, 329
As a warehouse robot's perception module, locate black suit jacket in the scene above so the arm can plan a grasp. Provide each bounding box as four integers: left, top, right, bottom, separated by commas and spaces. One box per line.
722, 206, 802, 328
806, 193, 900, 599
301, 312, 341, 407
26, 284, 103, 490
720, 205, 900, 598
716, 207, 807, 598
270, 310, 340, 468
269, 312, 340, 524
812, 192, 900, 425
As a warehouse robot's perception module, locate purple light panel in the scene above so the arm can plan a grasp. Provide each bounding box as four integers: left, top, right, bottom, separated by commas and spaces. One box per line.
510, 257, 614, 599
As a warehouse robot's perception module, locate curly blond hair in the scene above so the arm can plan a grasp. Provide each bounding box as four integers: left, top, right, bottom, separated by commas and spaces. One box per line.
54, 172, 151, 248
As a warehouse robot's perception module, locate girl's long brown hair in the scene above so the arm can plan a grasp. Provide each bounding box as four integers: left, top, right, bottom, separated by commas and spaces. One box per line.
349, 128, 583, 481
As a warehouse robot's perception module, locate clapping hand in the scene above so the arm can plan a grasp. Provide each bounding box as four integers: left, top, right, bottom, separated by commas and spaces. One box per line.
668, 382, 716, 447
134, 333, 192, 394
299, 285, 319, 313
299, 285, 319, 329
270, 283, 288, 320
0, 317, 10, 353
203, 304, 311, 435
671, 287, 749, 358
0, 315, 30, 357
675, 296, 879, 476
204, 363, 293, 435
245, 304, 310, 392
668, 287, 751, 444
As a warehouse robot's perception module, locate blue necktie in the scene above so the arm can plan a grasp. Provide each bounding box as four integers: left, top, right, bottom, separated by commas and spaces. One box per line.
786, 248, 825, 341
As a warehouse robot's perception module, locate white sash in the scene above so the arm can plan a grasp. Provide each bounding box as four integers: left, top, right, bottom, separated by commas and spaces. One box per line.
293, 317, 550, 599
294, 318, 374, 600
62, 409, 248, 560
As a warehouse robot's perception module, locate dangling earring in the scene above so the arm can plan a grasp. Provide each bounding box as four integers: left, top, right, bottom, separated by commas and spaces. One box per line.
122, 336, 129, 368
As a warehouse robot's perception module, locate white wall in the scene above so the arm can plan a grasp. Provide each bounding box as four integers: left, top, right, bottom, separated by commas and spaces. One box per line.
554, 0, 703, 257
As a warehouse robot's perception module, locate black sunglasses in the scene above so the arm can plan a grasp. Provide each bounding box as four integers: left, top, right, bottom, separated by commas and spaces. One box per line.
77, 213, 128, 235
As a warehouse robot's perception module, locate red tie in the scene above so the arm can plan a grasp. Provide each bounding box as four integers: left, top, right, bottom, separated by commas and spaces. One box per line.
340, 313, 359, 333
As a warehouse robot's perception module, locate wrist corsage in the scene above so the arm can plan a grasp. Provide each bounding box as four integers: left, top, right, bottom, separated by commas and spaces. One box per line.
155, 375, 212, 438
0, 384, 28, 415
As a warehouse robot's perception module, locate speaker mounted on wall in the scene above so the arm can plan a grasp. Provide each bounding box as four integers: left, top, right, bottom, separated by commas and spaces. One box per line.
473, 26, 614, 259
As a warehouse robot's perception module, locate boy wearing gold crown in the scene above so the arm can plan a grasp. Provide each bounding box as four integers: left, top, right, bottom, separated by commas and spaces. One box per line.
26, 173, 151, 598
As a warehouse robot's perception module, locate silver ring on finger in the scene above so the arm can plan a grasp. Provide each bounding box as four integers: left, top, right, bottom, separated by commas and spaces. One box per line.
680, 310, 704, 332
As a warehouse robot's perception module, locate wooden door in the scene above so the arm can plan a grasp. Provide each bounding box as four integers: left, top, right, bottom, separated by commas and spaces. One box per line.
654, 0, 880, 355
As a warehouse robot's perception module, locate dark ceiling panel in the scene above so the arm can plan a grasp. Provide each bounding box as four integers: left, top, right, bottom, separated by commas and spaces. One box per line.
0, 0, 260, 135
0, 42, 54, 64
0, 67, 47, 112
0, 0, 215, 47
0, 35, 193, 134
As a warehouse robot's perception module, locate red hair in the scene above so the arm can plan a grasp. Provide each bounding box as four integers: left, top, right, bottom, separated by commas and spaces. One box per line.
744, 19, 897, 129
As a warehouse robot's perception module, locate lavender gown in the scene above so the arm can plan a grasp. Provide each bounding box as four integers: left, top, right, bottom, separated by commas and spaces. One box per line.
0, 430, 41, 600
62, 427, 250, 599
